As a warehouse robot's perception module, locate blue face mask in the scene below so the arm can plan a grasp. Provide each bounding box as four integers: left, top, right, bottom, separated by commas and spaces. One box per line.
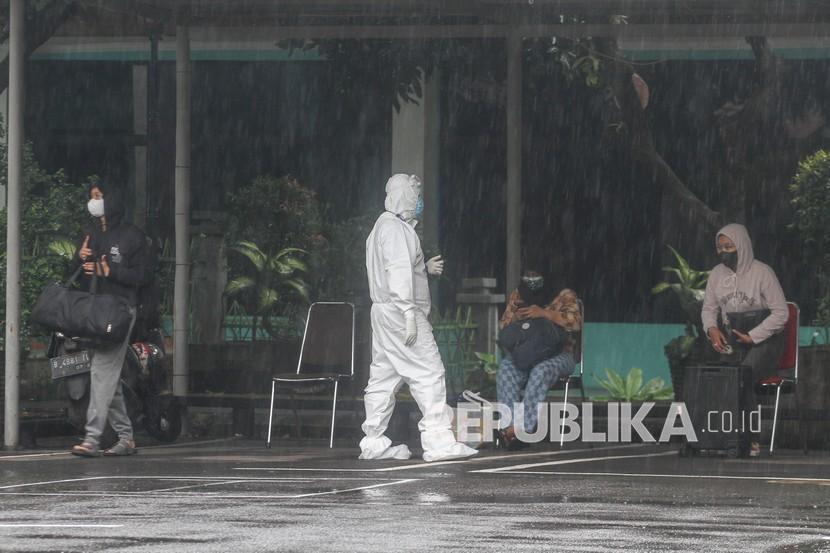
414, 197, 424, 219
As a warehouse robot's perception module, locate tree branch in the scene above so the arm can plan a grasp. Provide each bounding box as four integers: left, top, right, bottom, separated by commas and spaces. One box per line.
594, 37, 724, 232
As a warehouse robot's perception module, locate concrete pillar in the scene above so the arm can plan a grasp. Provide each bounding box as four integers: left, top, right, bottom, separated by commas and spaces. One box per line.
506, 33, 523, 295
4, 0, 24, 449
173, 25, 191, 397
390, 71, 441, 248
132, 64, 148, 229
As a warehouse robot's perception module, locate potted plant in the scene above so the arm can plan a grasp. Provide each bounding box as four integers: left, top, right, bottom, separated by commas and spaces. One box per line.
651, 246, 710, 400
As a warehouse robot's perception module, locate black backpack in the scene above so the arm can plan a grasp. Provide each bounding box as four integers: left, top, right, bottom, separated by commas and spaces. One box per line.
497, 318, 566, 371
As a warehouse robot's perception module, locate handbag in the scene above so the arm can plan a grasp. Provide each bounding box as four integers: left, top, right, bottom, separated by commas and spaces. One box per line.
31, 263, 134, 343
725, 309, 772, 334
497, 317, 566, 371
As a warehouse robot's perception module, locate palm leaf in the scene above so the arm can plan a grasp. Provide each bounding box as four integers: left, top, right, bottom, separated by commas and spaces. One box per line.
281, 257, 309, 273
624, 368, 643, 401
48, 239, 77, 260
230, 241, 266, 271
257, 287, 281, 312
651, 282, 670, 295
668, 245, 690, 275
283, 279, 310, 302
225, 276, 256, 296
274, 247, 309, 259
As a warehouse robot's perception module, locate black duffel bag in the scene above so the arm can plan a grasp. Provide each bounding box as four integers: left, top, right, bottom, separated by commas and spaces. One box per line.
31, 264, 133, 343
497, 317, 566, 371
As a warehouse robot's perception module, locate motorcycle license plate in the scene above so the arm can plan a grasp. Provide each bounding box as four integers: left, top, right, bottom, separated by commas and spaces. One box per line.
50, 350, 92, 380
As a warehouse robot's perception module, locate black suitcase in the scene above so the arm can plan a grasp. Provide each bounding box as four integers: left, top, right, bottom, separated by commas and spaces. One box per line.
680, 365, 752, 458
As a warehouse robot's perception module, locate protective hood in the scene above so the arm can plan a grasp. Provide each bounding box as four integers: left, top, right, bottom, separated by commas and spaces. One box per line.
384, 174, 422, 224
716, 223, 754, 275
91, 182, 126, 229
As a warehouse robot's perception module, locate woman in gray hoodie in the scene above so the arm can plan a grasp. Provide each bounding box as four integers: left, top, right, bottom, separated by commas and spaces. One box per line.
701, 223, 789, 456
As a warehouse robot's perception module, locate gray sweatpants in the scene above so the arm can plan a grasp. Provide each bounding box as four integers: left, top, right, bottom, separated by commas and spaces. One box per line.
84, 310, 136, 448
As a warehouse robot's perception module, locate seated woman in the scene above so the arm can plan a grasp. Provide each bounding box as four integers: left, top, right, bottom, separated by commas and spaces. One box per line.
496, 270, 582, 449
701, 223, 788, 457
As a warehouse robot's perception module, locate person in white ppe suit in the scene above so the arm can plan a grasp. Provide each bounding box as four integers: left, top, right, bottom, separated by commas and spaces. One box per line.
359, 174, 478, 462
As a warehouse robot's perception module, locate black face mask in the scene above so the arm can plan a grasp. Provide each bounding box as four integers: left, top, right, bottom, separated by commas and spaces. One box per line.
518, 281, 549, 307
719, 251, 738, 271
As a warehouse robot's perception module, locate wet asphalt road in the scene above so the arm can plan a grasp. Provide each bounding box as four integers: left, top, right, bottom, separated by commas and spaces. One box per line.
0, 439, 829, 553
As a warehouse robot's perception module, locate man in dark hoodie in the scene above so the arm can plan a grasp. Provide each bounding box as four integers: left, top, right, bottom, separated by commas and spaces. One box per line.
70, 184, 148, 457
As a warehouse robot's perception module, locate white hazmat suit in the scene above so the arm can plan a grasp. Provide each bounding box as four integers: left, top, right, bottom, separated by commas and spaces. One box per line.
359, 174, 478, 462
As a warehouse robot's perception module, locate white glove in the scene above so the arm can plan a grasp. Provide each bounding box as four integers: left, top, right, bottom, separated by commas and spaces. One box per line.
404, 310, 418, 346
426, 255, 444, 276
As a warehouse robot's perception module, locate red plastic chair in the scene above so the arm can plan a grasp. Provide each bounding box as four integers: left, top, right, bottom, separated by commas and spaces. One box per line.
756, 302, 806, 455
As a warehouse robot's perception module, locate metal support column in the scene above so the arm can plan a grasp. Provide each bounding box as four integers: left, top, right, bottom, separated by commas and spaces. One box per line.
506, 32, 522, 294
173, 25, 191, 398
4, 0, 24, 449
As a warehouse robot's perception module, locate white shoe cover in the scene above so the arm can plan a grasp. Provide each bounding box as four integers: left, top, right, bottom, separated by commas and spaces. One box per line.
422, 442, 478, 462
359, 436, 412, 460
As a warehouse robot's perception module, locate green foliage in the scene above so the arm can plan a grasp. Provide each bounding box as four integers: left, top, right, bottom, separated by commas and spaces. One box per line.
595, 367, 674, 402
664, 334, 698, 365
226, 175, 323, 254
543, 38, 604, 88
790, 150, 830, 253
651, 245, 709, 325
226, 175, 323, 318
224, 241, 310, 341
813, 274, 830, 344
790, 150, 830, 336
0, 129, 89, 352
652, 246, 709, 395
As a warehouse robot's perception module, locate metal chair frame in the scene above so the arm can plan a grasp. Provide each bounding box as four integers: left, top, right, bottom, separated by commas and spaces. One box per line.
756, 301, 806, 455
266, 302, 355, 449
556, 299, 585, 447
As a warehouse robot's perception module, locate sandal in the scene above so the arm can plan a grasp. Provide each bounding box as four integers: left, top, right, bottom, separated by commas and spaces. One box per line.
497, 427, 527, 451
71, 442, 100, 458
749, 441, 761, 458
103, 440, 137, 457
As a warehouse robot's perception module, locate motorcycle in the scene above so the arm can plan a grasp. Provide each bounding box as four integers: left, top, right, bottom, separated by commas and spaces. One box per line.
48, 328, 183, 447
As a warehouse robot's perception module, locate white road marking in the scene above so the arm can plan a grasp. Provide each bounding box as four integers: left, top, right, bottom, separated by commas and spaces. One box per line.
498, 470, 830, 484
142, 480, 289, 493
471, 450, 678, 473
0, 477, 419, 500
0, 475, 405, 491
233, 444, 647, 473
0, 476, 108, 490
0, 475, 419, 500
0, 524, 124, 528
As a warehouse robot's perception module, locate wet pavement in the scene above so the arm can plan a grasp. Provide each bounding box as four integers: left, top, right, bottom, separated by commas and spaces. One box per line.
1, 438, 829, 552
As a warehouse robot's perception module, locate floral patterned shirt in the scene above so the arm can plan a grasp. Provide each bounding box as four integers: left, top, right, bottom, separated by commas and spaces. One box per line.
499, 288, 583, 332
